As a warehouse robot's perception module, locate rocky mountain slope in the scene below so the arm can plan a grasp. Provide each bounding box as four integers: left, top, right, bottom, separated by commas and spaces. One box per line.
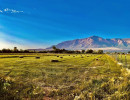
47, 36, 130, 50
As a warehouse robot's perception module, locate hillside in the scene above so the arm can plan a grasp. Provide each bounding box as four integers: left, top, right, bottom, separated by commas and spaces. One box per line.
47, 36, 130, 50
123, 38, 130, 44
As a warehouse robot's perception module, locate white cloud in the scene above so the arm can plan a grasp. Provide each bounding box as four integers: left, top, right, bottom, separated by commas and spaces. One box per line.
0, 8, 24, 14
0, 10, 3, 13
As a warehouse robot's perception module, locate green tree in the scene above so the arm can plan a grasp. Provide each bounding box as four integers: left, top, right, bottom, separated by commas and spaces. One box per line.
97, 50, 103, 54
86, 49, 93, 53
52, 46, 57, 51
82, 50, 85, 54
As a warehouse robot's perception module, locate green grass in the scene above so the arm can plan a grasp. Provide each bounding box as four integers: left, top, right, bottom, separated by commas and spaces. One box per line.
0, 53, 129, 100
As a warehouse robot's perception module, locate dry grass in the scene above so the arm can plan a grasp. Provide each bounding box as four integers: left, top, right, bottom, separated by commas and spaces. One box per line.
0, 53, 129, 100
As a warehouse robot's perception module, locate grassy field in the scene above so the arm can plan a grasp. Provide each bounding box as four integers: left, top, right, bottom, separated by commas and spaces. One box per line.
0, 53, 130, 100
111, 54, 130, 69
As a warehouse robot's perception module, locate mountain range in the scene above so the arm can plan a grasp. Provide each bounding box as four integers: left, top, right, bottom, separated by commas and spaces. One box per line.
47, 36, 130, 51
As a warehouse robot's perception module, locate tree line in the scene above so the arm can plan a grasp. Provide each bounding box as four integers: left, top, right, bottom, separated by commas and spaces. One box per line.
1, 46, 130, 54
0, 48, 30, 53
0, 46, 104, 54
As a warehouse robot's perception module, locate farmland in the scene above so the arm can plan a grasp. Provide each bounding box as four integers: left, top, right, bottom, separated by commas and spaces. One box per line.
0, 53, 130, 100
111, 54, 130, 69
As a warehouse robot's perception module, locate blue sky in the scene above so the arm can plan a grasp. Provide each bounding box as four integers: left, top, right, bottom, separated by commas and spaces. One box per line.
0, 0, 130, 49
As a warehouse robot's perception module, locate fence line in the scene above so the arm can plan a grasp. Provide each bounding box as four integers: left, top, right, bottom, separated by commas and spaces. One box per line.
109, 53, 129, 69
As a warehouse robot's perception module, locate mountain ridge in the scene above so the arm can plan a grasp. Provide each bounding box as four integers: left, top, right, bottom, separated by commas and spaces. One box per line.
47, 36, 130, 50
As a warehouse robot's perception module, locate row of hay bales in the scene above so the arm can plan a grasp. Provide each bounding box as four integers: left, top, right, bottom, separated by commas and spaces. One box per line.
19, 54, 92, 59
56, 55, 89, 58
19, 55, 95, 63
51, 55, 92, 62
19, 56, 40, 59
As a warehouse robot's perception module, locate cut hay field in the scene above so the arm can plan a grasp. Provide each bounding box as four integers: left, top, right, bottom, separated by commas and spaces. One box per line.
0, 54, 129, 100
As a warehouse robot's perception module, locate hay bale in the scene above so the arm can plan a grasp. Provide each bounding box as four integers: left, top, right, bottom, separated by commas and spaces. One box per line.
60, 57, 63, 58
19, 56, 24, 58
73, 56, 75, 57
87, 56, 89, 57
81, 57, 84, 58
96, 58, 98, 60
36, 57, 40, 59
57, 56, 59, 57
51, 60, 59, 62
